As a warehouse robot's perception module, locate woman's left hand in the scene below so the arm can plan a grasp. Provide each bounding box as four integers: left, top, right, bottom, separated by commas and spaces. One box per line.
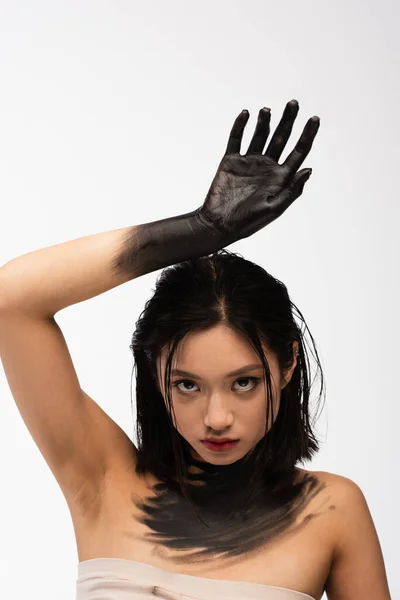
197, 99, 320, 245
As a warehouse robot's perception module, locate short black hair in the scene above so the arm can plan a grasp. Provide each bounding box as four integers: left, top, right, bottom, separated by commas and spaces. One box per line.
129, 249, 325, 524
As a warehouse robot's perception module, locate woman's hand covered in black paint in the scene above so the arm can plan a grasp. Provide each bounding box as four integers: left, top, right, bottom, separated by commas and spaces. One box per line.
196, 99, 320, 245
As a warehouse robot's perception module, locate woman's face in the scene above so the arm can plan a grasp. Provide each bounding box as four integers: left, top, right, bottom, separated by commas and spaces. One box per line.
156, 324, 298, 465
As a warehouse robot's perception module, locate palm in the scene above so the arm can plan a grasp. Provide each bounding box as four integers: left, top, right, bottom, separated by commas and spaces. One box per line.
200, 100, 320, 242
204, 153, 287, 220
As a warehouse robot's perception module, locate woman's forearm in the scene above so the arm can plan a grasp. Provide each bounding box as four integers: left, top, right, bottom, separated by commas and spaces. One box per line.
0, 210, 219, 318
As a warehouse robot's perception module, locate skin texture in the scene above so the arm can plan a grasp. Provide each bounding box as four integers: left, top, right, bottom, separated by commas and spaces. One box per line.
130, 325, 328, 566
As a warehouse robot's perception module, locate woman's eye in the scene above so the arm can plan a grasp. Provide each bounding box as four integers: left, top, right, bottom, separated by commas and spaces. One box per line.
173, 380, 199, 393
172, 377, 260, 394
234, 377, 260, 391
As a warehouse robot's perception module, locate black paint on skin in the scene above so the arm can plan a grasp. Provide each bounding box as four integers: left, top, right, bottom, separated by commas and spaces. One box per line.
132, 451, 330, 566
112, 100, 320, 282
112, 209, 217, 280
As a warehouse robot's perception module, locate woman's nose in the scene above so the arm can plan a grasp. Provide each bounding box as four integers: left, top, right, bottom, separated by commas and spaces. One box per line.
203, 395, 234, 429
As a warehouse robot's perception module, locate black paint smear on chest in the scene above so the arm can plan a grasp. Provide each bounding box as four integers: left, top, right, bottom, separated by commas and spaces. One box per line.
132, 455, 329, 565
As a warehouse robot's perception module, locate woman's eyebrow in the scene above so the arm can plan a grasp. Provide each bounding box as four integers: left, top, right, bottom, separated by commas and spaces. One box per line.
171, 363, 264, 379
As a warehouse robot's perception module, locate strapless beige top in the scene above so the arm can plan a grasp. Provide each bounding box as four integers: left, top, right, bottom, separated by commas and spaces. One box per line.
76, 557, 316, 600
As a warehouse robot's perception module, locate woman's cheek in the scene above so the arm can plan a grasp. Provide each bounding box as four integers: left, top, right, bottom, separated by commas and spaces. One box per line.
170, 403, 194, 435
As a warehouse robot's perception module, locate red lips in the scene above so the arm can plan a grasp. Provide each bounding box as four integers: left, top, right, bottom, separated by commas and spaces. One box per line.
203, 438, 237, 443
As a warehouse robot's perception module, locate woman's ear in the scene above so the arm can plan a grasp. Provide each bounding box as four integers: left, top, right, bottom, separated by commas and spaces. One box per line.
281, 341, 299, 389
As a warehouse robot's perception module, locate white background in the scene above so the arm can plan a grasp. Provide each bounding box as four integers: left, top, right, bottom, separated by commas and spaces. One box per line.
0, 1, 398, 598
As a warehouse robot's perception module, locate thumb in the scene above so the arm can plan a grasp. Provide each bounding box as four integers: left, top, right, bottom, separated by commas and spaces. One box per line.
277, 168, 312, 210
293, 168, 312, 190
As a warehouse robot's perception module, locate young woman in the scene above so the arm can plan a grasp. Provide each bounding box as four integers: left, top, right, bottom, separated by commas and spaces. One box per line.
0, 100, 391, 600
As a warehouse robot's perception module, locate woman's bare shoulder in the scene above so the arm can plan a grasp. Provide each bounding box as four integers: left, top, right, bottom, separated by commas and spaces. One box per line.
296, 466, 346, 485
295, 468, 363, 536
294, 467, 351, 508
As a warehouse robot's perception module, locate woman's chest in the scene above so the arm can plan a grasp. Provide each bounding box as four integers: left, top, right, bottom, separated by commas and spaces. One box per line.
70, 468, 338, 600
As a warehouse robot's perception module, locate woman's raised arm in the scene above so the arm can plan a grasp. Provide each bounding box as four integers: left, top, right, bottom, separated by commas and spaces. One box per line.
0, 99, 319, 319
